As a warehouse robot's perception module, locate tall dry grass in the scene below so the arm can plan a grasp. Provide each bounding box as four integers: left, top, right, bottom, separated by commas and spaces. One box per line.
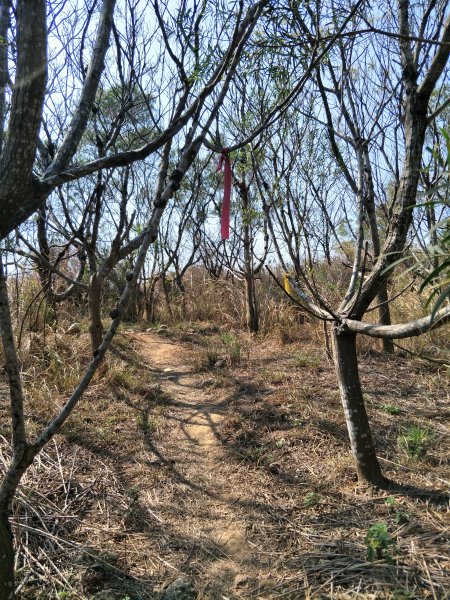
145, 264, 448, 362
2, 259, 448, 369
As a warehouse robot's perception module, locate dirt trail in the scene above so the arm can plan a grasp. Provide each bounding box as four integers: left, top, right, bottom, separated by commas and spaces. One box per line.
129, 331, 258, 596
133, 334, 223, 455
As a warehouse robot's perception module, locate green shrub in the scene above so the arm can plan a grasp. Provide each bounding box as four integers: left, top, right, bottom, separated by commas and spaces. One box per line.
398, 425, 431, 458
303, 492, 321, 507
381, 403, 400, 415
365, 522, 395, 563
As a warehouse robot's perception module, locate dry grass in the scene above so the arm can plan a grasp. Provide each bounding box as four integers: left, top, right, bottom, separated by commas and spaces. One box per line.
221, 340, 449, 599
1, 437, 155, 600
142, 266, 449, 366
0, 322, 448, 599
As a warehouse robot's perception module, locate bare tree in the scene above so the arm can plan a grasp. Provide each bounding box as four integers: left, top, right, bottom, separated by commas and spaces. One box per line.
280, 0, 450, 486
0, 1, 268, 595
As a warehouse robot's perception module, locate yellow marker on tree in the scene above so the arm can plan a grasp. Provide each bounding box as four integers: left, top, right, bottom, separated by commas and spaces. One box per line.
284, 273, 292, 295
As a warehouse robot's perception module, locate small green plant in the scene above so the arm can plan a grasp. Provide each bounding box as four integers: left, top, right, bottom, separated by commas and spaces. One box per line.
294, 352, 321, 368
198, 345, 221, 370
110, 364, 140, 390
381, 403, 400, 415
98, 550, 119, 566
303, 492, 321, 507
275, 437, 286, 448
398, 425, 431, 458
391, 588, 417, 599
246, 443, 273, 465
259, 368, 286, 385
365, 522, 396, 563
385, 497, 410, 524
220, 332, 242, 365
197, 333, 243, 370
395, 507, 410, 524
127, 485, 140, 502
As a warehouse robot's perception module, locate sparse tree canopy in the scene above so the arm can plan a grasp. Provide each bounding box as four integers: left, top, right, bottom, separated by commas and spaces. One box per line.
0, 0, 449, 597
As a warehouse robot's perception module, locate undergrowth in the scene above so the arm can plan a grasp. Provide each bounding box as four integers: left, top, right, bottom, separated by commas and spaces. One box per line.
0, 263, 448, 599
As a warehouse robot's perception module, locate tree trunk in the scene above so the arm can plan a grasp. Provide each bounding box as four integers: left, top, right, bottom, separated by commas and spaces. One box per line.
0, 508, 15, 599
145, 276, 160, 323
377, 283, 394, 353
123, 282, 143, 322
146, 296, 155, 323
161, 274, 174, 318
332, 325, 386, 486
146, 288, 157, 323
244, 275, 259, 333
175, 275, 187, 318
88, 274, 103, 353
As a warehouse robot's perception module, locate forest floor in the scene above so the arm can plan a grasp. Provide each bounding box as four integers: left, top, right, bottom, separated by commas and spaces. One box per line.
1, 322, 449, 599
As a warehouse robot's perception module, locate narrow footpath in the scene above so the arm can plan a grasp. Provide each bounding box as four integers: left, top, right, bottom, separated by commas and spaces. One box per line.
129, 332, 267, 598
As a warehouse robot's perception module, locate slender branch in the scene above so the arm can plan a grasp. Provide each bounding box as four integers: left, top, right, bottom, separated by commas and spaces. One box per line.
13, 235, 88, 290
343, 305, 450, 339
392, 340, 449, 366
352, 24, 450, 48
365, 279, 415, 312
46, 0, 117, 175
339, 146, 366, 311
266, 267, 333, 321
427, 95, 450, 124
417, 13, 450, 101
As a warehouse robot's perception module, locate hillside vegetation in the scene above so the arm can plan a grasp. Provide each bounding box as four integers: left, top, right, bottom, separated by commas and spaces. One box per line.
1, 276, 448, 599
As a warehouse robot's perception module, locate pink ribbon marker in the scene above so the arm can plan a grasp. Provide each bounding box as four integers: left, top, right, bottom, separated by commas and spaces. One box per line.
217, 148, 231, 240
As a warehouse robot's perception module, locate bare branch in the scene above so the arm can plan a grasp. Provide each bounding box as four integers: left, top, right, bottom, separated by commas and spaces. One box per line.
343, 305, 450, 339
46, 0, 117, 175
417, 13, 450, 100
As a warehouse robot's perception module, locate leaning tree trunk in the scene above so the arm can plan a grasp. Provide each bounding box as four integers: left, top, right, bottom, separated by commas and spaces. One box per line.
332, 325, 386, 487
88, 273, 104, 354
0, 508, 14, 599
377, 283, 394, 354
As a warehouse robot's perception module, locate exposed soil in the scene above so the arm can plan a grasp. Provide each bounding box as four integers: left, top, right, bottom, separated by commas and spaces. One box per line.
129, 332, 258, 593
